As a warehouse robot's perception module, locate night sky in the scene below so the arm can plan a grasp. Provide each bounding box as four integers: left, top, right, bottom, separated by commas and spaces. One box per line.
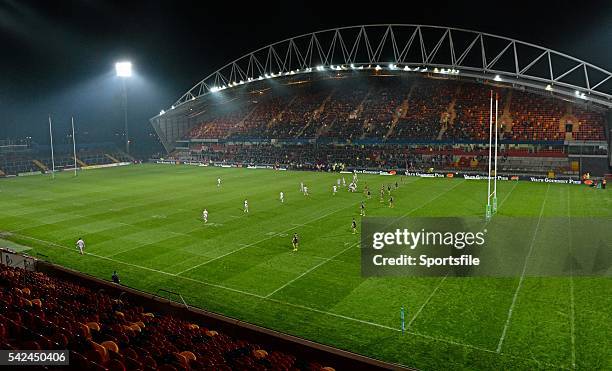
1, 0, 610, 155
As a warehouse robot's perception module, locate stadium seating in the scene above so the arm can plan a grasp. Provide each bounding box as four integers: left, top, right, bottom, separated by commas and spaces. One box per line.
0, 149, 131, 176
183, 76, 607, 144
0, 263, 341, 370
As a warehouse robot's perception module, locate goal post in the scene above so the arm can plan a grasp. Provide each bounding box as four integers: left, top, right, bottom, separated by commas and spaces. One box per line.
486, 91, 499, 220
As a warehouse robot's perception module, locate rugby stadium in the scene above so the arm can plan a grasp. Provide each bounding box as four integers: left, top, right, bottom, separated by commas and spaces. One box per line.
0, 8, 610, 371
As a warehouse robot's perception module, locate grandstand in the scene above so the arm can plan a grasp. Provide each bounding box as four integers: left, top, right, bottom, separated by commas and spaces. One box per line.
0, 249, 396, 370
151, 25, 610, 178
0, 141, 133, 177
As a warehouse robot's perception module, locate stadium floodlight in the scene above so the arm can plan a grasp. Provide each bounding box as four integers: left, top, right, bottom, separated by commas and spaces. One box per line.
545, 84, 553, 91
115, 61, 132, 155
350, 63, 355, 69
494, 75, 502, 81
575, 90, 580, 96
115, 61, 132, 77
375, 65, 382, 71
403, 66, 410, 71
160, 110, 165, 115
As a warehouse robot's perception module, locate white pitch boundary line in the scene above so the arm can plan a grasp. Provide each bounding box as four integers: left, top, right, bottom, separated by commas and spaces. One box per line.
265, 242, 358, 298
567, 187, 576, 369
407, 274, 448, 328
5, 230, 569, 370
496, 183, 549, 353
406, 179, 519, 328
104, 224, 209, 258
263, 180, 466, 301
175, 199, 364, 276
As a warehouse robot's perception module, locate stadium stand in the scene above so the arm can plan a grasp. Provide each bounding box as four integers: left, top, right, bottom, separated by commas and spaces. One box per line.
168, 75, 608, 176
0, 252, 403, 370
182, 77, 607, 144
0, 146, 131, 176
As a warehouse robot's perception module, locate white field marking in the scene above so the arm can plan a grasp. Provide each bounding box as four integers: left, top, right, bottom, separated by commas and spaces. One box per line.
408, 180, 518, 327
567, 187, 576, 369
308, 254, 349, 264
265, 242, 358, 298
104, 223, 209, 258
229, 215, 241, 218
496, 180, 519, 214
496, 184, 549, 353
407, 274, 448, 328
264, 180, 467, 304
0, 231, 575, 370
402, 179, 466, 217
175, 199, 364, 276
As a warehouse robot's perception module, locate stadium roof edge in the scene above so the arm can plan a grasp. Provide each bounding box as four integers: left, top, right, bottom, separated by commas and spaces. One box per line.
155, 24, 612, 117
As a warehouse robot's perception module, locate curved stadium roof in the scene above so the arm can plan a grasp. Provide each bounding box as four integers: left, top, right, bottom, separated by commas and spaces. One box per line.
151, 24, 612, 152
161, 24, 612, 113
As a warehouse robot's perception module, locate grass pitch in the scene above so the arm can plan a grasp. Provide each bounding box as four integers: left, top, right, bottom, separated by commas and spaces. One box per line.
0, 164, 610, 370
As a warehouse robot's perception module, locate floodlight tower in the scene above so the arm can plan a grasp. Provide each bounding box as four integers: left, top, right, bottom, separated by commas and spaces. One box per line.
115, 61, 132, 155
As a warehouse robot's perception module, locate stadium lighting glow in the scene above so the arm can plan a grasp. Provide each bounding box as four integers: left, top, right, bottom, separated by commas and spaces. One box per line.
403, 66, 410, 71
494, 75, 502, 81
575, 90, 580, 96
388, 63, 396, 70
316, 65, 325, 71
375, 65, 382, 71
171, 105, 175, 109
160, 109, 165, 115
545, 84, 553, 91
350, 63, 355, 69
115, 61, 132, 77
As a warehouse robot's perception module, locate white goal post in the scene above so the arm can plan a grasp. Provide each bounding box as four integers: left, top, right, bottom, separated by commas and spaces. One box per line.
486, 91, 499, 220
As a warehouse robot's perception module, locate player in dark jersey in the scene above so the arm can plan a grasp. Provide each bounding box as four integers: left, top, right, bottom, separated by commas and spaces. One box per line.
387, 185, 391, 195
360, 201, 366, 216
351, 218, 357, 234
292, 233, 299, 252
389, 196, 394, 208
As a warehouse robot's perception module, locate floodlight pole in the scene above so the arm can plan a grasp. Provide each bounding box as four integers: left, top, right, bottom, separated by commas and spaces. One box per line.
122, 78, 129, 155
48, 115, 56, 179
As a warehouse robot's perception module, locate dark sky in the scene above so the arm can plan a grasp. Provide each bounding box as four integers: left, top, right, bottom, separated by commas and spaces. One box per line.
1, 0, 611, 153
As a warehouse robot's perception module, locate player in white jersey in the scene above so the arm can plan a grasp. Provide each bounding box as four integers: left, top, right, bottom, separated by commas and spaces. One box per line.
75, 238, 85, 255
243, 200, 249, 213
336, 178, 341, 187
202, 209, 208, 223
303, 186, 309, 196
342, 177, 346, 187
280, 191, 284, 203
332, 185, 337, 195
217, 177, 221, 188
353, 171, 358, 182
300, 182, 304, 193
